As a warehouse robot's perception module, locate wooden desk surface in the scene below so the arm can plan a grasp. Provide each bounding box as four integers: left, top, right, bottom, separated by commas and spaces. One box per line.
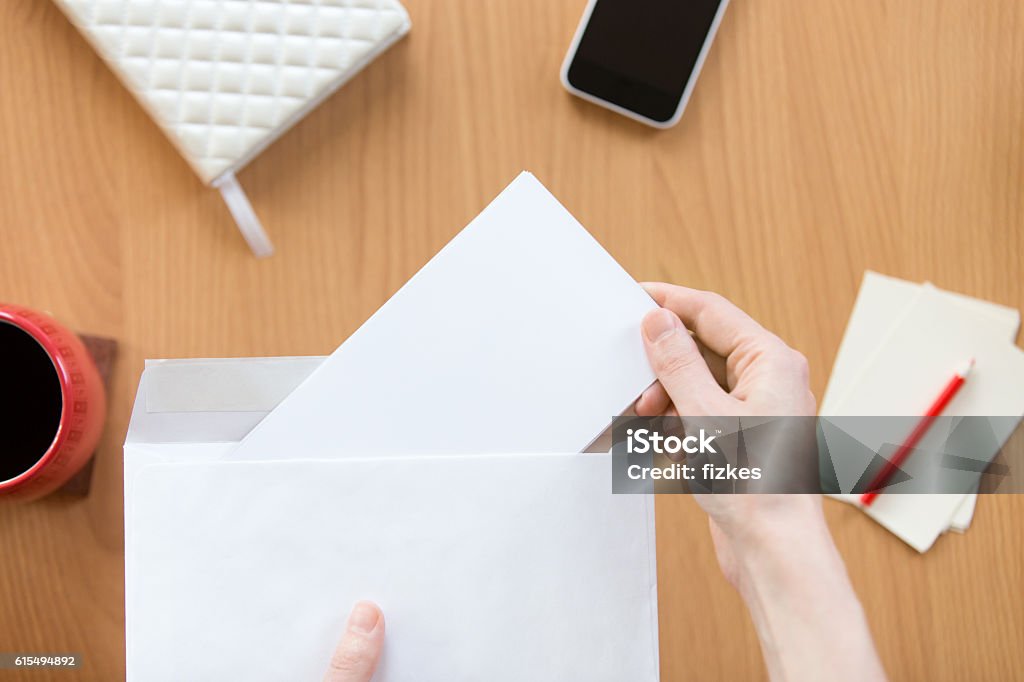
1, 0, 1022, 679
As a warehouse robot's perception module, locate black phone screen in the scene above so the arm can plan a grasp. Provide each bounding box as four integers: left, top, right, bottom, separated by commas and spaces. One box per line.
567, 0, 725, 122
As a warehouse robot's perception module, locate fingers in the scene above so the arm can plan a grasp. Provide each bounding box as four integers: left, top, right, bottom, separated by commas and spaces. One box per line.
641, 308, 730, 416
642, 283, 770, 360
635, 381, 671, 416
324, 601, 385, 682
694, 337, 730, 390
636, 339, 730, 417
642, 282, 816, 414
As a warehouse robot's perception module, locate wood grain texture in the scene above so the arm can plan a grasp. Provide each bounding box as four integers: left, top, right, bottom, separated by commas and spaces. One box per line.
1, 0, 1021, 679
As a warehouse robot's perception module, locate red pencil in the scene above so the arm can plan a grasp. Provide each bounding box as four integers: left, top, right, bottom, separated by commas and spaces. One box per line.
859, 358, 975, 507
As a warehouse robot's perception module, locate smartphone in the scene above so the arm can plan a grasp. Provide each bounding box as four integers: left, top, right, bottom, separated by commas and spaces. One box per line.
561, 0, 730, 128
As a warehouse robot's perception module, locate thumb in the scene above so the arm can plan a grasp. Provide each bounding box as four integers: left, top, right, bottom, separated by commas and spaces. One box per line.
324, 601, 385, 682
641, 308, 728, 417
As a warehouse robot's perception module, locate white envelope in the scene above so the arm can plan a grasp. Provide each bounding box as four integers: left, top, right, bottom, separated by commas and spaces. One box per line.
125, 359, 660, 682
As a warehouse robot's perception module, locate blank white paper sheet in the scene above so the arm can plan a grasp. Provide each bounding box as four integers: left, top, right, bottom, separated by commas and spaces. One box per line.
127, 453, 659, 682
229, 172, 658, 460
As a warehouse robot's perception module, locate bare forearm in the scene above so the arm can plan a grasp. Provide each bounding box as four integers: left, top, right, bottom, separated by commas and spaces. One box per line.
637, 288, 886, 681
734, 515, 886, 682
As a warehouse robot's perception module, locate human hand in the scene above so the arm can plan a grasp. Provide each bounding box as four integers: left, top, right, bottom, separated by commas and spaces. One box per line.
635, 283, 815, 419
634, 283, 886, 681
634, 283, 821, 586
324, 601, 385, 682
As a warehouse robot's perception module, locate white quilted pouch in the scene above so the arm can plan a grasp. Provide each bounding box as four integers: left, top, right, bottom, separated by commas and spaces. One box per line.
54, 0, 411, 256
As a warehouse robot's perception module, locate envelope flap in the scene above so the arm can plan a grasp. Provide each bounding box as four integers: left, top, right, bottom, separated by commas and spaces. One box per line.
125, 357, 325, 445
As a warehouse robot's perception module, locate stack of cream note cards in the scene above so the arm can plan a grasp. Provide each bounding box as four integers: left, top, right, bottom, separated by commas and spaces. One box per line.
822, 271, 1024, 552
124, 173, 661, 681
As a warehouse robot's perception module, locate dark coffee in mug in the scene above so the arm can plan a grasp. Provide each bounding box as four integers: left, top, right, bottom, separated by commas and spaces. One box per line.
0, 321, 64, 482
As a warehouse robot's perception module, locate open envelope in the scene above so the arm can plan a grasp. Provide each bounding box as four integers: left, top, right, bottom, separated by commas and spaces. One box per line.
125, 358, 660, 682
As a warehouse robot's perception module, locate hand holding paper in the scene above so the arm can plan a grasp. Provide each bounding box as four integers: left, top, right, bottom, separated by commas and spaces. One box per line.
634, 284, 885, 682
123, 176, 899, 682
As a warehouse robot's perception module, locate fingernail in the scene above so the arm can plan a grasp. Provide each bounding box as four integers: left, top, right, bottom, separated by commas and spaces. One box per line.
347, 601, 380, 635
643, 309, 680, 342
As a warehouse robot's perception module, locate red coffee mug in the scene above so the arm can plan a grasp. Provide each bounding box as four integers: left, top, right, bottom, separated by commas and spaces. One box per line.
0, 304, 107, 501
